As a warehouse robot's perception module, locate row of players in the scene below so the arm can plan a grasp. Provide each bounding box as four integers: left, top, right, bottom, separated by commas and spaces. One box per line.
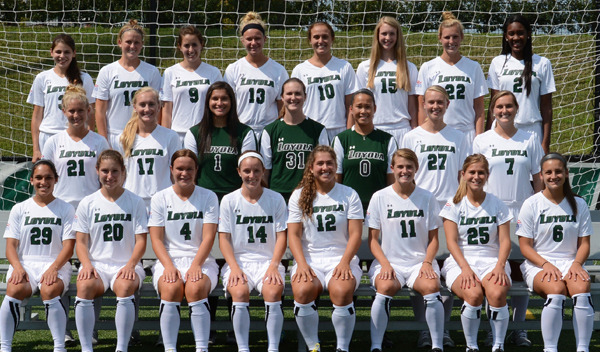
30, 11, 554, 165
1, 145, 592, 352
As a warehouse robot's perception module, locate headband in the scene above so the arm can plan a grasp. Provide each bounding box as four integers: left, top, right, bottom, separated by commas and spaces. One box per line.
241, 23, 265, 36
238, 152, 264, 167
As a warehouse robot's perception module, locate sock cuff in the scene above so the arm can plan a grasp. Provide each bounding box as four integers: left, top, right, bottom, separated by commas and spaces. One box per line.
461, 302, 482, 319
546, 294, 566, 300
117, 295, 135, 302
423, 292, 442, 301
42, 296, 61, 305
488, 304, 509, 320
4, 295, 22, 304
571, 292, 591, 298
293, 300, 315, 308
75, 297, 93, 304
160, 300, 181, 306
375, 292, 393, 300
332, 302, 355, 316
232, 301, 249, 307
265, 301, 282, 307
293, 300, 318, 316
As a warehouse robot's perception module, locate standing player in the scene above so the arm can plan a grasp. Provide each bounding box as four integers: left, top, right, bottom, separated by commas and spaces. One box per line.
440, 154, 512, 352
291, 22, 358, 141
333, 89, 396, 211
161, 26, 223, 144
94, 19, 162, 148
224, 11, 289, 137
288, 145, 364, 352
74, 150, 147, 352
416, 12, 488, 149
261, 78, 329, 201
487, 15, 555, 153
518, 153, 594, 352
29, 34, 95, 162
117, 87, 181, 210
356, 16, 418, 145
219, 151, 288, 352
0, 160, 75, 352
42, 85, 109, 209
366, 149, 444, 352
148, 149, 219, 352
184, 81, 257, 201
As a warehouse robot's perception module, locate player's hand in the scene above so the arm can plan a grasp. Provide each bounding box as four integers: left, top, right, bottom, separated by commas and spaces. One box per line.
377, 263, 396, 281
162, 265, 182, 283
567, 262, 590, 282
488, 264, 510, 286
332, 262, 354, 281
8, 266, 29, 284
117, 264, 137, 281
459, 266, 480, 289
228, 267, 247, 287
77, 264, 99, 281
292, 263, 316, 283
540, 261, 563, 282
40, 266, 59, 285
263, 263, 283, 286
419, 262, 438, 280
32, 150, 42, 163
186, 264, 204, 283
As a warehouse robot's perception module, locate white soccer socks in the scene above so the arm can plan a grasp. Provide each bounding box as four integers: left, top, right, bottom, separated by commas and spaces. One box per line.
115, 295, 136, 352
189, 298, 211, 352
74, 297, 95, 352
424, 293, 444, 350
159, 300, 181, 351
541, 294, 565, 352
0, 295, 21, 352
572, 292, 594, 352
43, 296, 67, 352
231, 302, 250, 352
370, 293, 392, 351
293, 300, 319, 351
488, 304, 509, 351
460, 302, 482, 350
265, 301, 283, 352
332, 303, 355, 352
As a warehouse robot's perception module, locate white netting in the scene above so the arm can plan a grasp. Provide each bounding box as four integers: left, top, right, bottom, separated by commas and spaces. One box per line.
0, 0, 598, 208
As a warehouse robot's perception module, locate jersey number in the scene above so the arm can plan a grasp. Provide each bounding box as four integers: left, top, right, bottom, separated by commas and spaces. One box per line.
553, 225, 563, 242
249, 88, 265, 104
513, 77, 523, 93
359, 159, 371, 177
427, 153, 447, 170
285, 152, 305, 169
30, 227, 52, 245
66, 159, 85, 176
400, 219, 416, 238
467, 227, 489, 245
214, 154, 222, 171
445, 84, 465, 100
189, 88, 199, 103
180, 222, 191, 241
505, 158, 515, 175
380, 78, 397, 94
137, 158, 155, 175
123, 90, 137, 106
103, 223, 123, 242
247, 226, 267, 243
317, 84, 335, 101
316, 214, 336, 232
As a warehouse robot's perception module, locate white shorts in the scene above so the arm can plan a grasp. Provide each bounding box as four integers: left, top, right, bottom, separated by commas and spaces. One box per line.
85, 261, 146, 292
326, 127, 347, 142
369, 260, 440, 289
108, 132, 121, 150
514, 122, 543, 145
221, 261, 286, 296
379, 125, 411, 147
152, 256, 219, 293
7, 260, 72, 296
175, 131, 186, 146
38, 131, 56, 152
290, 255, 362, 291
520, 258, 584, 292
442, 255, 511, 290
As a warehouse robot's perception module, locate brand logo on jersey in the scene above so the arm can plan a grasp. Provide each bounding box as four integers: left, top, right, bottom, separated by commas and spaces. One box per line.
459, 216, 496, 225
437, 75, 471, 84
276, 142, 313, 152
59, 150, 97, 158
419, 145, 456, 153
131, 148, 164, 156
240, 77, 275, 87
539, 214, 576, 224
313, 204, 344, 213
307, 75, 341, 85
386, 209, 424, 218
175, 79, 210, 87
167, 211, 203, 221
348, 150, 385, 161
235, 215, 273, 224
501, 69, 537, 77
207, 146, 237, 154
375, 71, 395, 77
94, 213, 132, 223
113, 80, 149, 89
24, 216, 61, 225
46, 85, 67, 94
491, 149, 527, 157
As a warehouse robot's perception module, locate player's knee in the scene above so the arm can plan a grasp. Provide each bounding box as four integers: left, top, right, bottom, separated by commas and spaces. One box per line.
261, 283, 284, 302
461, 287, 484, 306
291, 281, 319, 303
159, 281, 184, 301
485, 287, 508, 306
227, 285, 250, 302
375, 278, 400, 296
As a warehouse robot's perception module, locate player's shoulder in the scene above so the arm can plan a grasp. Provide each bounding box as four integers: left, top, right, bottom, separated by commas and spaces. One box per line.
237, 122, 254, 137
332, 182, 359, 200
357, 59, 371, 70
413, 186, 435, 200
372, 127, 394, 141
192, 185, 218, 202
49, 197, 75, 213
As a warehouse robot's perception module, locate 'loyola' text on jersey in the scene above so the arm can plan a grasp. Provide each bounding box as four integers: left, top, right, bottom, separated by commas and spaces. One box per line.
167, 211, 203, 221
131, 149, 164, 156
437, 75, 471, 83
59, 150, 96, 158
235, 215, 274, 224
491, 149, 527, 157
113, 80, 149, 89
419, 145, 456, 153
46, 85, 66, 94
387, 209, 424, 218
277, 142, 313, 152
24, 216, 61, 225
240, 78, 275, 87
313, 204, 344, 213
460, 216, 497, 225
348, 150, 385, 161
307, 75, 341, 85
94, 213, 132, 223
539, 214, 576, 224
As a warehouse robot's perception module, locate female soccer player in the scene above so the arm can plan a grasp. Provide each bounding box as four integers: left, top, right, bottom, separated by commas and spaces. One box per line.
487, 15, 555, 153
29, 34, 95, 162
332, 89, 396, 211
93, 19, 162, 148
291, 22, 358, 141
0, 160, 75, 352
219, 151, 288, 352
184, 81, 257, 200
366, 149, 444, 352
161, 26, 223, 143
260, 78, 329, 201
356, 16, 418, 145
288, 145, 363, 352
148, 149, 219, 352
224, 11, 289, 137
42, 85, 109, 208
440, 154, 512, 352
74, 150, 147, 352
416, 12, 488, 147
118, 87, 181, 210
518, 153, 594, 352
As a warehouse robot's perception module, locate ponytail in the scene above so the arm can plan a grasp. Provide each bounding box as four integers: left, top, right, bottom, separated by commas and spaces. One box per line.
297, 145, 337, 219
51, 34, 82, 85
120, 87, 159, 157
540, 153, 579, 216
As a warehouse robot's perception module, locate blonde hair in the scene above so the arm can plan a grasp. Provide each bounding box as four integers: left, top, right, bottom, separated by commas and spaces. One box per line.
61, 85, 89, 112
489, 90, 519, 115
424, 85, 450, 102
239, 11, 267, 36
120, 87, 159, 157
367, 17, 411, 92
118, 19, 145, 42
453, 154, 489, 204
438, 11, 464, 38
297, 145, 337, 219
392, 148, 419, 170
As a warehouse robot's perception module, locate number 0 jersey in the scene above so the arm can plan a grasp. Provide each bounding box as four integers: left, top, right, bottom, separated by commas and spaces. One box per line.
516, 193, 592, 260
4, 198, 75, 261
366, 186, 441, 267
74, 189, 148, 266
148, 185, 219, 258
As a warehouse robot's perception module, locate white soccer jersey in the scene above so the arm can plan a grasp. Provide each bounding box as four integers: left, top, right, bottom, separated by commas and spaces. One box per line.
516, 193, 592, 260
219, 188, 287, 262
415, 56, 488, 132
4, 198, 75, 261
288, 183, 364, 259
116, 126, 181, 205
92, 61, 162, 134
473, 129, 544, 210
42, 130, 109, 208
27, 69, 95, 134
161, 62, 223, 133
366, 186, 441, 266
74, 189, 147, 265
487, 54, 556, 125
355, 59, 418, 130
402, 126, 470, 206
224, 58, 289, 133
148, 186, 219, 258
440, 193, 512, 258
291, 57, 358, 130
